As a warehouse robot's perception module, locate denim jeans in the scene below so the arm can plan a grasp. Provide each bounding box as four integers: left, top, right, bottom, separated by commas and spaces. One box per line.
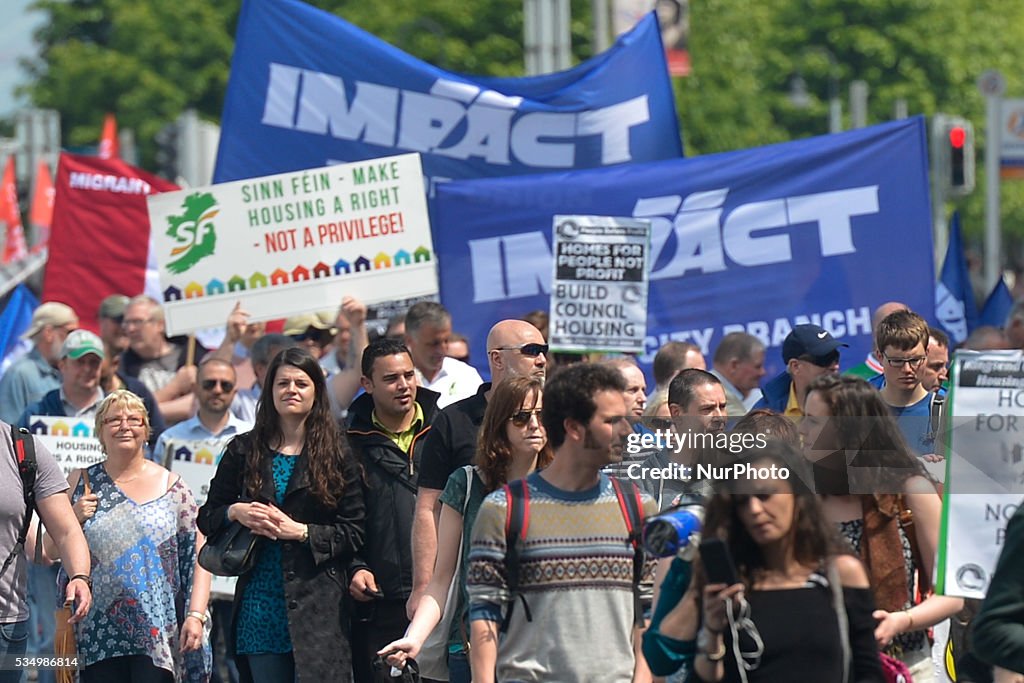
448, 650, 471, 683
0, 620, 29, 683
27, 564, 58, 683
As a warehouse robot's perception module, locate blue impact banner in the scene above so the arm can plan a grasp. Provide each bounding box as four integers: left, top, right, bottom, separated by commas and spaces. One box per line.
935, 211, 979, 345
434, 117, 936, 378
214, 0, 683, 194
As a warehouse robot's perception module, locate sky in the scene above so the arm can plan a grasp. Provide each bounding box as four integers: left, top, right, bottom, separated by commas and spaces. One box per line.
0, 0, 42, 117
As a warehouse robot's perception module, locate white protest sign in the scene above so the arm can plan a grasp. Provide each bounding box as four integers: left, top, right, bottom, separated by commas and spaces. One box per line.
147, 154, 437, 335
164, 436, 239, 599
937, 350, 1024, 599
549, 215, 650, 353
27, 416, 106, 477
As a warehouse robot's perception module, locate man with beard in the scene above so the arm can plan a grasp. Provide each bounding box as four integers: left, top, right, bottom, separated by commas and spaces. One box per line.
467, 363, 656, 683
347, 338, 440, 681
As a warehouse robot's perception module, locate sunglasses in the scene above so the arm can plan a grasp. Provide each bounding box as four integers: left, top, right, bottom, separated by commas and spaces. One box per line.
492, 343, 549, 358
201, 379, 235, 392
731, 492, 777, 505
509, 408, 543, 427
798, 351, 840, 368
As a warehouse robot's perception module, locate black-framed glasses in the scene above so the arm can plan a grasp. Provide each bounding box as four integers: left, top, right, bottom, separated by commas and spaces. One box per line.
798, 351, 840, 368
201, 379, 235, 392
491, 343, 548, 358
883, 354, 926, 369
509, 409, 543, 427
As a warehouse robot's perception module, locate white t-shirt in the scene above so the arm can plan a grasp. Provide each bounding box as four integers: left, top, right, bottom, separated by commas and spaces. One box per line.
416, 357, 483, 409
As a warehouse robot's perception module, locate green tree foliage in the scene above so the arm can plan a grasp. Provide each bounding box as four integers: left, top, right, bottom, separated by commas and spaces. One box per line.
20, 0, 1024, 256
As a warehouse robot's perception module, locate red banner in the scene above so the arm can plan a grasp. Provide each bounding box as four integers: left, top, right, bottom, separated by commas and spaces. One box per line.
1, 156, 28, 264
29, 159, 54, 252
42, 153, 178, 332
98, 113, 120, 160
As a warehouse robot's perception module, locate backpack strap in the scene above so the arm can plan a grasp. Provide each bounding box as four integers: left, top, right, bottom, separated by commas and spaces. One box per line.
500, 478, 532, 633
926, 391, 946, 450
611, 477, 646, 629
0, 426, 38, 580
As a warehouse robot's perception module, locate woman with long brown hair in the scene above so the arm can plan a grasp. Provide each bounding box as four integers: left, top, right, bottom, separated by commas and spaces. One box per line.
799, 374, 962, 681
198, 347, 365, 683
380, 376, 552, 681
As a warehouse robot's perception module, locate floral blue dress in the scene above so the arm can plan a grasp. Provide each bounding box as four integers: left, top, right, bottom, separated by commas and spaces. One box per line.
69, 462, 209, 681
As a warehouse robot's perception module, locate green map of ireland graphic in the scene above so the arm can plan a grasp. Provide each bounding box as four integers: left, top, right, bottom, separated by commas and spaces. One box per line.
166, 192, 219, 274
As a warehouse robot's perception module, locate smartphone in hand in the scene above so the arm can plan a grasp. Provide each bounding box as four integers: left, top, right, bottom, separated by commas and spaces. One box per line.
700, 538, 739, 585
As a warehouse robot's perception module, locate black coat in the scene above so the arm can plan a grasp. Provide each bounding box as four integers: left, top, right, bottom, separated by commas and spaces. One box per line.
346, 388, 439, 599
197, 431, 365, 683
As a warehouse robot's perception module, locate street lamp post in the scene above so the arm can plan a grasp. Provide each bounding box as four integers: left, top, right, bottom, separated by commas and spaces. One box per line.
788, 47, 842, 134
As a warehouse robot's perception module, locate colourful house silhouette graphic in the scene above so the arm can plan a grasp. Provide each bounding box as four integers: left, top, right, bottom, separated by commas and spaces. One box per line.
164, 286, 183, 301
414, 246, 431, 263
206, 279, 226, 295
292, 265, 310, 282
271, 268, 289, 285
354, 256, 371, 272
228, 275, 246, 292
374, 252, 392, 269
194, 448, 215, 465
29, 420, 47, 435
51, 421, 70, 436
174, 445, 193, 462
249, 272, 268, 289
71, 423, 91, 438
185, 282, 204, 299
333, 258, 351, 275
313, 262, 331, 279
394, 249, 411, 266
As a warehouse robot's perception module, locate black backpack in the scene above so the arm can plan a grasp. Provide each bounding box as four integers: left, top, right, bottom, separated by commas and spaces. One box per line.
0, 426, 37, 579
500, 477, 646, 633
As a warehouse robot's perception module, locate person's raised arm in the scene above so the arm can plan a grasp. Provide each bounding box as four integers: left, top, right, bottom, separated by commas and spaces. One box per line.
36, 491, 92, 623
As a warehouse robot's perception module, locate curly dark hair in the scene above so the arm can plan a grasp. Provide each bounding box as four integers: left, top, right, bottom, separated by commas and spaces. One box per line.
244, 346, 350, 507
475, 376, 554, 492
701, 442, 850, 589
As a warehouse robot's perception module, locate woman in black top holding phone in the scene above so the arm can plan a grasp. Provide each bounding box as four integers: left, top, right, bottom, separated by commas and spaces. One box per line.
691, 443, 883, 683
198, 347, 365, 683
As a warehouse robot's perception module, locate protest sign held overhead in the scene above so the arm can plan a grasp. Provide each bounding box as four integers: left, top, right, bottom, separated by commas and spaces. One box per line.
215, 0, 683, 193
434, 117, 935, 376
550, 215, 650, 353
937, 350, 1024, 600
148, 153, 436, 336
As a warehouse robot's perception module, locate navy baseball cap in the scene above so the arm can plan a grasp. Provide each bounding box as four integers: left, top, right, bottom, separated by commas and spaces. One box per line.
782, 324, 848, 364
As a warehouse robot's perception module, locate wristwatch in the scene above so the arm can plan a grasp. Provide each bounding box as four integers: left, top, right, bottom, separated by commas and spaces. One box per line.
299, 524, 309, 543
697, 627, 726, 662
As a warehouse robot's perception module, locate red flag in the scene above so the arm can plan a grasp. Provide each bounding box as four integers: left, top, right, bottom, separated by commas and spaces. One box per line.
98, 113, 119, 160
42, 153, 178, 332
0, 156, 28, 264
28, 159, 54, 252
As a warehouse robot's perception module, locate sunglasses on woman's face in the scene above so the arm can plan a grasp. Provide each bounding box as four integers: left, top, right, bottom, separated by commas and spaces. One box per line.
731, 492, 776, 506
509, 408, 543, 427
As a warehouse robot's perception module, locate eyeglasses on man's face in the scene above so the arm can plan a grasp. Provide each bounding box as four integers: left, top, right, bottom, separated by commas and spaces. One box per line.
883, 354, 926, 370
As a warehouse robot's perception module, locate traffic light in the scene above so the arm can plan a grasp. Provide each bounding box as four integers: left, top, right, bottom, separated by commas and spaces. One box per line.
154, 121, 180, 181
931, 114, 975, 198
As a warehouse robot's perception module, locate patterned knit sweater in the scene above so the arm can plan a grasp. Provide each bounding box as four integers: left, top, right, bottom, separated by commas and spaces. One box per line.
467, 472, 657, 682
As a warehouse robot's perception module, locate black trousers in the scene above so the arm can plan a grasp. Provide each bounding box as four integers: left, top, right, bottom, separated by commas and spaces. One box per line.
351, 599, 409, 683
81, 655, 174, 683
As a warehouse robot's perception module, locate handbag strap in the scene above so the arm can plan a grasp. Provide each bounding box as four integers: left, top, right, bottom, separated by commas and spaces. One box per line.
828, 559, 851, 683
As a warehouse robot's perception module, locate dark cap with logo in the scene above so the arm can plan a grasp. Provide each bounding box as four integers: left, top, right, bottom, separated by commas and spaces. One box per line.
782, 324, 848, 363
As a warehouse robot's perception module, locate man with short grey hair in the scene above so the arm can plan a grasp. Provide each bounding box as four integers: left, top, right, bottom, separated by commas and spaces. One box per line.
710, 332, 765, 416
403, 301, 481, 409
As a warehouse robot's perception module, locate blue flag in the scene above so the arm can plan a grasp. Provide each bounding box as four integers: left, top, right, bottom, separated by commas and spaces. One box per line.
434, 117, 936, 378
979, 278, 1014, 328
0, 284, 38, 374
215, 0, 683, 192
934, 212, 979, 344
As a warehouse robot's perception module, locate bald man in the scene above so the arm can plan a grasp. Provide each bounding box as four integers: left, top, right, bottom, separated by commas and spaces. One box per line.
408, 319, 547, 619
845, 301, 907, 379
